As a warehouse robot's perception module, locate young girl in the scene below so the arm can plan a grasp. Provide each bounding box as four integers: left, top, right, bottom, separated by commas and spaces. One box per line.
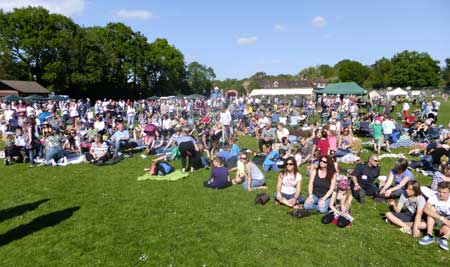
321, 178, 353, 228
204, 157, 230, 189
385, 180, 427, 237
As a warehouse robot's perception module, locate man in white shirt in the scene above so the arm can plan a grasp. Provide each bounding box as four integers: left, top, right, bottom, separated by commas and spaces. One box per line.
382, 116, 396, 153
220, 106, 232, 142
419, 181, 450, 250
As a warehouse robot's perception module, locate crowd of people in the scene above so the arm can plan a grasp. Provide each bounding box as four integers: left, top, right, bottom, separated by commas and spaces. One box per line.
1, 92, 450, 250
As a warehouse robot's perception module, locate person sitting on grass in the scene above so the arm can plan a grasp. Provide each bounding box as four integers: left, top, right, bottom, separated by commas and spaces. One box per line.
321, 178, 353, 228
350, 154, 381, 204
110, 118, 130, 159
85, 134, 110, 164
385, 180, 427, 237
419, 181, 450, 251
304, 155, 337, 213
238, 152, 267, 192
231, 152, 248, 185
274, 156, 304, 208
378, 158, 414, 199
152, 141, 179, 163
204, 157, 231, 190
263, 147, 286, 172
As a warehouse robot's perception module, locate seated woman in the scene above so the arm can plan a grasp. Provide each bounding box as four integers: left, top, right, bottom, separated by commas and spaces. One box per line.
321, 178, 353, 228
44, 128, 65, 166
204, 157, 231, 190
379, 158, 414, 199
232, 153, 247, 185
304, 156, 337, 213
263, 147, 286, 172
335, 127, 353, 157
274, 156, 305, 208
85, 134, 110, 164
62, 130, 81, 159
385, 180, 427, 236
421, 165, 450, 199
238, 152, 267, 191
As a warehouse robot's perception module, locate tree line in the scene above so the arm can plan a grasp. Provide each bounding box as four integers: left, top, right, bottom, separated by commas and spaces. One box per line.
0, 7, 448, 99
0, 7, 215, 99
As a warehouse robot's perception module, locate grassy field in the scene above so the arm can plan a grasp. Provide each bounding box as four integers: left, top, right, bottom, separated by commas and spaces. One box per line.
1, 100, 450, 266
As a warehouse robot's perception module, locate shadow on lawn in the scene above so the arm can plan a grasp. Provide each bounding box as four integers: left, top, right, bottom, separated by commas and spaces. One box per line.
0, 206, 80, 247
0, 199, 50, 224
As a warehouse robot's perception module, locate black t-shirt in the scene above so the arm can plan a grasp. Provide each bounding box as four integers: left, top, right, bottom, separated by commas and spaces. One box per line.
351, 163, 380, 187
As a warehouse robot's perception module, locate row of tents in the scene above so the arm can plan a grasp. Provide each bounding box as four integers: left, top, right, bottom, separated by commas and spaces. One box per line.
2, 94, 69, 102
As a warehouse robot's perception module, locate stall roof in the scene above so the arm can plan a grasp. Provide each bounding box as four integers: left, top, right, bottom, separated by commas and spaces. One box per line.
249, 88, 313, 97
315, 82, 367, 95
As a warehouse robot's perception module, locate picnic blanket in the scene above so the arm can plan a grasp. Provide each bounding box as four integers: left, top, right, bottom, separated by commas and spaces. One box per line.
137, 170, 189, 181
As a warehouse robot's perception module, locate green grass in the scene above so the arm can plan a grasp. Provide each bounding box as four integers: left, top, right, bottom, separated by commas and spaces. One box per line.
1, 100, 450, 266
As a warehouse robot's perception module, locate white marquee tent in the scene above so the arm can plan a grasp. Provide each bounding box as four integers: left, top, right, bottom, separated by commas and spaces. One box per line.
386, 87, 408, 96
249, 88, 313, 97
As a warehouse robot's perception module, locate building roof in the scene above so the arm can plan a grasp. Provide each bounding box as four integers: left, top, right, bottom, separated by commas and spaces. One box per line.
254, 79, 314, 89
0, 80, 50, 94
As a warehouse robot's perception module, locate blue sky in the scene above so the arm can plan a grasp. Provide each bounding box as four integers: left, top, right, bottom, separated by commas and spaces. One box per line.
1, 0, 449, 79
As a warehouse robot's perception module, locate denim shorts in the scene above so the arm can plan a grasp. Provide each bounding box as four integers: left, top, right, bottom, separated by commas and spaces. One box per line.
392, 211, 414, 222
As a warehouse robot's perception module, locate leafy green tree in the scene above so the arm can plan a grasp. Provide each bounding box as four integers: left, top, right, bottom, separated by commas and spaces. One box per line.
366, 57, 392, 89
334, 59, 370, 85
317, 64, 334, 79
442, 58, 450, 86
297, 66, 321, 80
146, 38, 186, 96
187, 61, 215, 95
389, 50, 440, 88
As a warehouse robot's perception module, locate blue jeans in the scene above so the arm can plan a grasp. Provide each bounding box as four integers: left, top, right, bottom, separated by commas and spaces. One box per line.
273, 192, 306, 204
242, 178, 265, 190
304, 194, 331, 213
113, 140, 129, 158
263, 162, 279, 172
45, 147, 64, 164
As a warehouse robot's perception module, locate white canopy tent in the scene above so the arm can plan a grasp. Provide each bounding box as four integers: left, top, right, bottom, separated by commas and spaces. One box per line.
249, 88, 313, 97
411, 90, 421, 96
368, 90, 380, 99
386, 87, 408, 96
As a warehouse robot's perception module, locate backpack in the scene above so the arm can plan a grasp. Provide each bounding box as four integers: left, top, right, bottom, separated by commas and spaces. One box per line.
155, 161, 175, 176
255, 193, 270, 205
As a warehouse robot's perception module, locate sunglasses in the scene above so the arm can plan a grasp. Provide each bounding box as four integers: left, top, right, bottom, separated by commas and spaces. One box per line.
240, 157, 248, 160
372, 159, 379, 162
286, 162, 294, 166
320, 160, 328, 163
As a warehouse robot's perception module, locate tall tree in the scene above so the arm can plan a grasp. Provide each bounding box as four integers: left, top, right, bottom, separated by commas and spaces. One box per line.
334, 59, 370, 85
366, 57, 392, 89
297, 66, 321, 80
187, 61, 216, 95
442, 58, 450, 86
389, 50, 440, 88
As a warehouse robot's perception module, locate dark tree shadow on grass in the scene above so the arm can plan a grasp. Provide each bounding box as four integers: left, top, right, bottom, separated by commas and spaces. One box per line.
0, 206, 80, 247
0, 199, 50, 224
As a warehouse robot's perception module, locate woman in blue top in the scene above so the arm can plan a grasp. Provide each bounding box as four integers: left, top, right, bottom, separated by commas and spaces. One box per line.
379, 158, 414, 199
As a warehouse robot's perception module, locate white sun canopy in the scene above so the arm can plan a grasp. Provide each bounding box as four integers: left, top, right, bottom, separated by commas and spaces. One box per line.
249, 88, 314, 97
386, 88, 408, 96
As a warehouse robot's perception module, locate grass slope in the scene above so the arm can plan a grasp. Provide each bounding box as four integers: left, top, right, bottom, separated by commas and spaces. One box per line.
1, 100, 450, 266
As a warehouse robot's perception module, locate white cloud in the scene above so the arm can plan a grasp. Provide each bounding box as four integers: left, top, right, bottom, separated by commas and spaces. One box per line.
116, 9, 155, 20
273, 24, 288, 32
312, 16, 326, 27
237, 36, 258, 46
0, 0, 85, 16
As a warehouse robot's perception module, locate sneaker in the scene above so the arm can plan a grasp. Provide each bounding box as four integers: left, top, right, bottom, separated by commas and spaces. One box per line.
358, 190, 366, 204
190, 167, 194, 172
400, 227, 412, 235
418, 235, 435, 245
439, 238, 449, 251
181, 168, 186, 173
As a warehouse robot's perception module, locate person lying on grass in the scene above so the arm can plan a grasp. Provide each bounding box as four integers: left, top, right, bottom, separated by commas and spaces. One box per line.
151, 142, 179, 164
418, 181, 450, 251
385, 180, 427, 237
377, 157, 414, 199
321, 178, 353, 228
203, 157, 231, 190
274, 156, 304, 208
304, 155, 337, 213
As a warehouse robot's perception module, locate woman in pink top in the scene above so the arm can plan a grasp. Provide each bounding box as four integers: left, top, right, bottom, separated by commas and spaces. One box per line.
327, 126, 338, 153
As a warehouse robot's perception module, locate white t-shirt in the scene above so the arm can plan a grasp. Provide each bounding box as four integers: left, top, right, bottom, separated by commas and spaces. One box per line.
428, 193, 450, 217
382, 120, 396, 134
398, 194, 426, 214
277, 128, 290, 141
281, 172, 302, 195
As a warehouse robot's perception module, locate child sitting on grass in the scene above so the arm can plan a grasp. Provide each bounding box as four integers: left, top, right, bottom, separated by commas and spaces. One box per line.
321, 178, 354, 228
385, 180, 427, 236
204, 157, 230, 189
